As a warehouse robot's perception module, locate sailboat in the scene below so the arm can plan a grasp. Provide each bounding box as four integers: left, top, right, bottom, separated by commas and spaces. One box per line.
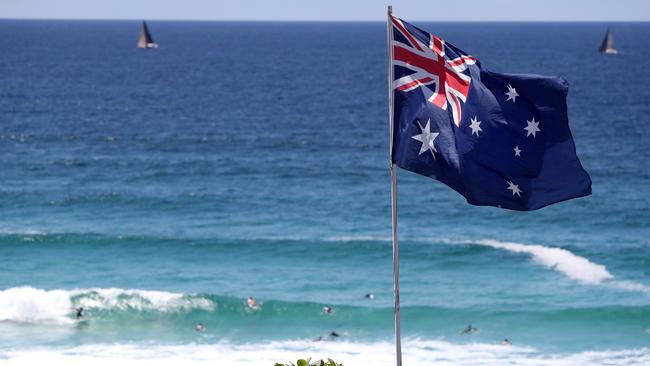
598, 29, 617, 54
137, 21, 158, 49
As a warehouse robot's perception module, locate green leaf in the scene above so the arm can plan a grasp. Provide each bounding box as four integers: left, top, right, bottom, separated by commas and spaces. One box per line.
273, 357, 341, 366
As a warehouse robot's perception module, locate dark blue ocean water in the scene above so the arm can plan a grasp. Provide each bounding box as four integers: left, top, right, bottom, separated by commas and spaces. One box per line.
0, 20, 648, 365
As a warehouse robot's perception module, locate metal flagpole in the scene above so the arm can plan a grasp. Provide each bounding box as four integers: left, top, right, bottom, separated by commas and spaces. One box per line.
387, 5, 402, 366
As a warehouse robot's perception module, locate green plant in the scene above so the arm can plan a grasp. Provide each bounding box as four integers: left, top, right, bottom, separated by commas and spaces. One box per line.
274, 358, 343, 366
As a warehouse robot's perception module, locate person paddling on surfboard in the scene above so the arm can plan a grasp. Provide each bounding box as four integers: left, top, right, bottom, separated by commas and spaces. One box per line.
462, 324, 478, 334
247, 296, 260, 310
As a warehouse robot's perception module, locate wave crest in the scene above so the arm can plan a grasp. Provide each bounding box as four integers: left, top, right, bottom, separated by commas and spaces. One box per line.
0, 287, 214, 324
474, 239, 613, 285
0, 287, 74, 325
70, 288, 214, 312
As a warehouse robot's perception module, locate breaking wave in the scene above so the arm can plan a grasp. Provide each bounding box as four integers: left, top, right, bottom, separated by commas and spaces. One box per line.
437, 239, 650, 294
472, 239, 613, 285
1, 286, 647, 329
0, 287, 214, 325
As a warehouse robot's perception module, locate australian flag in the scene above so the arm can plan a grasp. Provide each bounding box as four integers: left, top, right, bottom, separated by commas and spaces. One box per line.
390, 16, 592, 211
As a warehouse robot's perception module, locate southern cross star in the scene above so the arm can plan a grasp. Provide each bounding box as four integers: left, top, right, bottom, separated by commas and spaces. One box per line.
505, 84, 519, 103
524, 117, 541, 137
507, 181, 522, 197
514, 145, 522, 157
469, 116, 482, 136
412, 119, 439, 159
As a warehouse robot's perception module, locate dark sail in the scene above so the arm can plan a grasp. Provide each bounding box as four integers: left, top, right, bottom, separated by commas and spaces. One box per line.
137, 21, 158, 49
598, 29, 617, 54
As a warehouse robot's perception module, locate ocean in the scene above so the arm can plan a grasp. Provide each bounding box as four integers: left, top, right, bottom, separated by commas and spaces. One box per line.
0, 20, 648, 365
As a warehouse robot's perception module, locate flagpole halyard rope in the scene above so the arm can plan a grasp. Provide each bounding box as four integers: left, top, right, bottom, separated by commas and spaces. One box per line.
387, 5, 403, 366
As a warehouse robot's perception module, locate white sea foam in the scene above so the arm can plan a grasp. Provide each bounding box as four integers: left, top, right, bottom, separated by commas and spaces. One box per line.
0, 287, 74, 325
609, 280, 650, 295
0, 287, 213, 324
472, 239, 613, 285
68, 288, 214, 312
0, 340, 647, 366
445, 239, 650, 294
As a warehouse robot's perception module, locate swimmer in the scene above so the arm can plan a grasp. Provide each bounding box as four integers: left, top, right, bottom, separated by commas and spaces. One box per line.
313, 331, 341, 342
364, 293, 375, 299
195, 323, 205, 332
501, 338, 511, 346
247, 297, 260, 310
462, 324, 478, 334
323, 306, 334, 315
75, 307, 84, 319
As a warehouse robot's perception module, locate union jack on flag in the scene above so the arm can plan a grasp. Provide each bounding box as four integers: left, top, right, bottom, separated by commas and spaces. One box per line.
389, 15, 591, 211
391, 16, 476, 126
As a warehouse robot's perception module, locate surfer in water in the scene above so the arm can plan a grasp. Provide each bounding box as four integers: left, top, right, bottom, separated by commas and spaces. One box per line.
247, 296, 260, 310
195, 323, 205, 332
313, 331, 341, 342
462, 324, 478, 334
75, 307, 84, 319
364, 293, 374, 299
323, 306, 334, 315
501, 338, 511, 346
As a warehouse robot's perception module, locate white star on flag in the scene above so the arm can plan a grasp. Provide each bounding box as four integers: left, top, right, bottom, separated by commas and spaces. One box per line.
469, 116, 482, 136
505, 84, 519, 103
507, 181, 522, 196
411, 119, 439, 159
514, 145, 522, 157
524, 117, 541, 137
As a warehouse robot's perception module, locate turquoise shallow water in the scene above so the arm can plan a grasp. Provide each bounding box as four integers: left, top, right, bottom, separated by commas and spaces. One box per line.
0, 20, 648, 365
